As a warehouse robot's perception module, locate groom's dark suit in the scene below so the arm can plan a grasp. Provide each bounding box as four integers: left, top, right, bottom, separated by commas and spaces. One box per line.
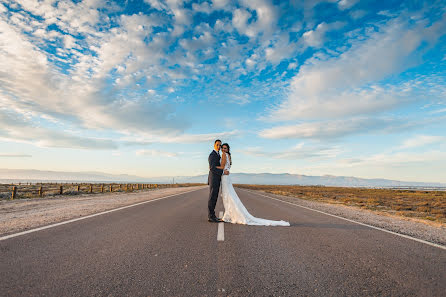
208, 150, 223, 219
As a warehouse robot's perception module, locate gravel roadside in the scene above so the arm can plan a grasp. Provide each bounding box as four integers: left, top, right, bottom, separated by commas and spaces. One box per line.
0, 186, 206, 237
240, 188, 446, 247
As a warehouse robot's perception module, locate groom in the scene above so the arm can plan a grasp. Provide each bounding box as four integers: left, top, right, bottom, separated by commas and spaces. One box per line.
208, 139, 229, 222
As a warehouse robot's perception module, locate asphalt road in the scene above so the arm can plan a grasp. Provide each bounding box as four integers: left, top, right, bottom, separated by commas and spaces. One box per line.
1, 187, 445, 296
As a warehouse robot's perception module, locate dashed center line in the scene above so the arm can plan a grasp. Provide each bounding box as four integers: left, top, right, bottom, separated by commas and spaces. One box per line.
217, 211, 224, 241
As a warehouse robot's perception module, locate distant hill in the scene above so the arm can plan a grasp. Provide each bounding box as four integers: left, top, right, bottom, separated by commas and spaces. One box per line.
172, 173, 446, 188
0, 168, 445, 188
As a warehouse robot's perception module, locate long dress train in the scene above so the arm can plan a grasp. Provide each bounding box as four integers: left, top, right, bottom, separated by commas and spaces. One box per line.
221, 153, 290, 226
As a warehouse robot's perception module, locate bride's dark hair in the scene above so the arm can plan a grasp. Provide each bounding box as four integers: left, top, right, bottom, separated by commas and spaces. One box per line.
222, 143, 232, 165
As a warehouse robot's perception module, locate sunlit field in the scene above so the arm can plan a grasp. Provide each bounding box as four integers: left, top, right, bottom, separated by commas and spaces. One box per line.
236, 184, 446, 224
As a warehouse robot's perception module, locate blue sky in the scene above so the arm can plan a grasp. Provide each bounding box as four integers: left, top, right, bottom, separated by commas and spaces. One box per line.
0, 0, 445, 182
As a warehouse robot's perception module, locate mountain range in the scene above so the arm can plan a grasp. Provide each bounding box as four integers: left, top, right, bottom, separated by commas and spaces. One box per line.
1, 168, 445, 188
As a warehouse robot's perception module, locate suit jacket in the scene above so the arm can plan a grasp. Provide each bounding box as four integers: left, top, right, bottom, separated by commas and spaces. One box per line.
208, 150, 223, 185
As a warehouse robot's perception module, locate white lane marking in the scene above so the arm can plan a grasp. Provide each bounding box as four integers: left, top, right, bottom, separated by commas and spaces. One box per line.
239, 188, 446, 251
0, 187, 205, 241
217, 211, 224, 241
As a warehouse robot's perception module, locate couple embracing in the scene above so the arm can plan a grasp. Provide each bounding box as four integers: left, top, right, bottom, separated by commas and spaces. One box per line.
207, 139, 290, 226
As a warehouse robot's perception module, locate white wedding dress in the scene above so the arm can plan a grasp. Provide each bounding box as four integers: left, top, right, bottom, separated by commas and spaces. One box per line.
221, 153, 290, 226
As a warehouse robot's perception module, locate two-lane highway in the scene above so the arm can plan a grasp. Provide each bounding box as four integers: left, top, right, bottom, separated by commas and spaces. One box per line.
1, 187, 445, 296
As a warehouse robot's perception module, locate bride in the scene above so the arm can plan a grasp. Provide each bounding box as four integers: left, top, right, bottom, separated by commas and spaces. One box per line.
217, 143, 290, 226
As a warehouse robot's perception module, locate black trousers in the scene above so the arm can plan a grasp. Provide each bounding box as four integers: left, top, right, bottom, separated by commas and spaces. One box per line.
208, 176, 221, 218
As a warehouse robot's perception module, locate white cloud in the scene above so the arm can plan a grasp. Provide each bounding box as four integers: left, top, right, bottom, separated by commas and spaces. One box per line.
350, 9, 367, 19
180, 30, 215, 53
192, 2, 213, 14
232, 8, 252, 36
302, 21, 345, 48
118, 129, 239, 144
232, 0, 278, 39
269, 14, 446, 121
212, 0, 231, 10
287, 62, 298, 69
259, 117, 425, 139
0, 153, 32, 158
0, 110, 119, 149
63, 34, 77, 48
326, 151, 446, 168
136, 149, 178, 158
145, 0, 168, 11
157, 130, 240, 143
265, 32, 299, 65
337, 0, 359, 10
243, 143, 341, 160
400, 135, 446, 149
431, 108, 446, 114
0, 10, 187, 138
245, 54, 257, 68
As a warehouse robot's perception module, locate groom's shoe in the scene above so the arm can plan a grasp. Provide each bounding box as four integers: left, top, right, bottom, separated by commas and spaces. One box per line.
208, 217, 219, 223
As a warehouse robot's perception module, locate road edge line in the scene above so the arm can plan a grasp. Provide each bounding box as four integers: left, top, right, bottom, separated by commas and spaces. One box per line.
238, 188, 446, 251
0, 187, 205, 241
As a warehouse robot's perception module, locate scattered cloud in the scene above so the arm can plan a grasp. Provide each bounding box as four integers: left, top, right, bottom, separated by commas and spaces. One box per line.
1, 0, 445, 182
0, 110, 119, 149
243, 143, 342, 160
399, 135, 446, 149
337, 0, 359, 10
259, 117, 421, 140
318, 150, 446, 168
0, 153, 32, 157
0, 11, 187, 138
136, 149, 178, 158
302, 21, 345, 48
156, 130, 240, 143
269, 13, 446, 121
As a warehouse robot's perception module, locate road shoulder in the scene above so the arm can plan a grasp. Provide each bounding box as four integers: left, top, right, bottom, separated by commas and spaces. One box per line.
0, 186, 206, 237
238, 188, 446, 246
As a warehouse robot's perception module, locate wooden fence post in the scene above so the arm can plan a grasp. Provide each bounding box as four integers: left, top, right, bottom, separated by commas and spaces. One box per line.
125, 184, 128, 191
11, 186, 17, 200
77, 185, 80, 192
89, 184, 93, 193
101, 184, 104, 193
110, 185, 113, 192
39, 186, 43, 197
60, 185, 63, 195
